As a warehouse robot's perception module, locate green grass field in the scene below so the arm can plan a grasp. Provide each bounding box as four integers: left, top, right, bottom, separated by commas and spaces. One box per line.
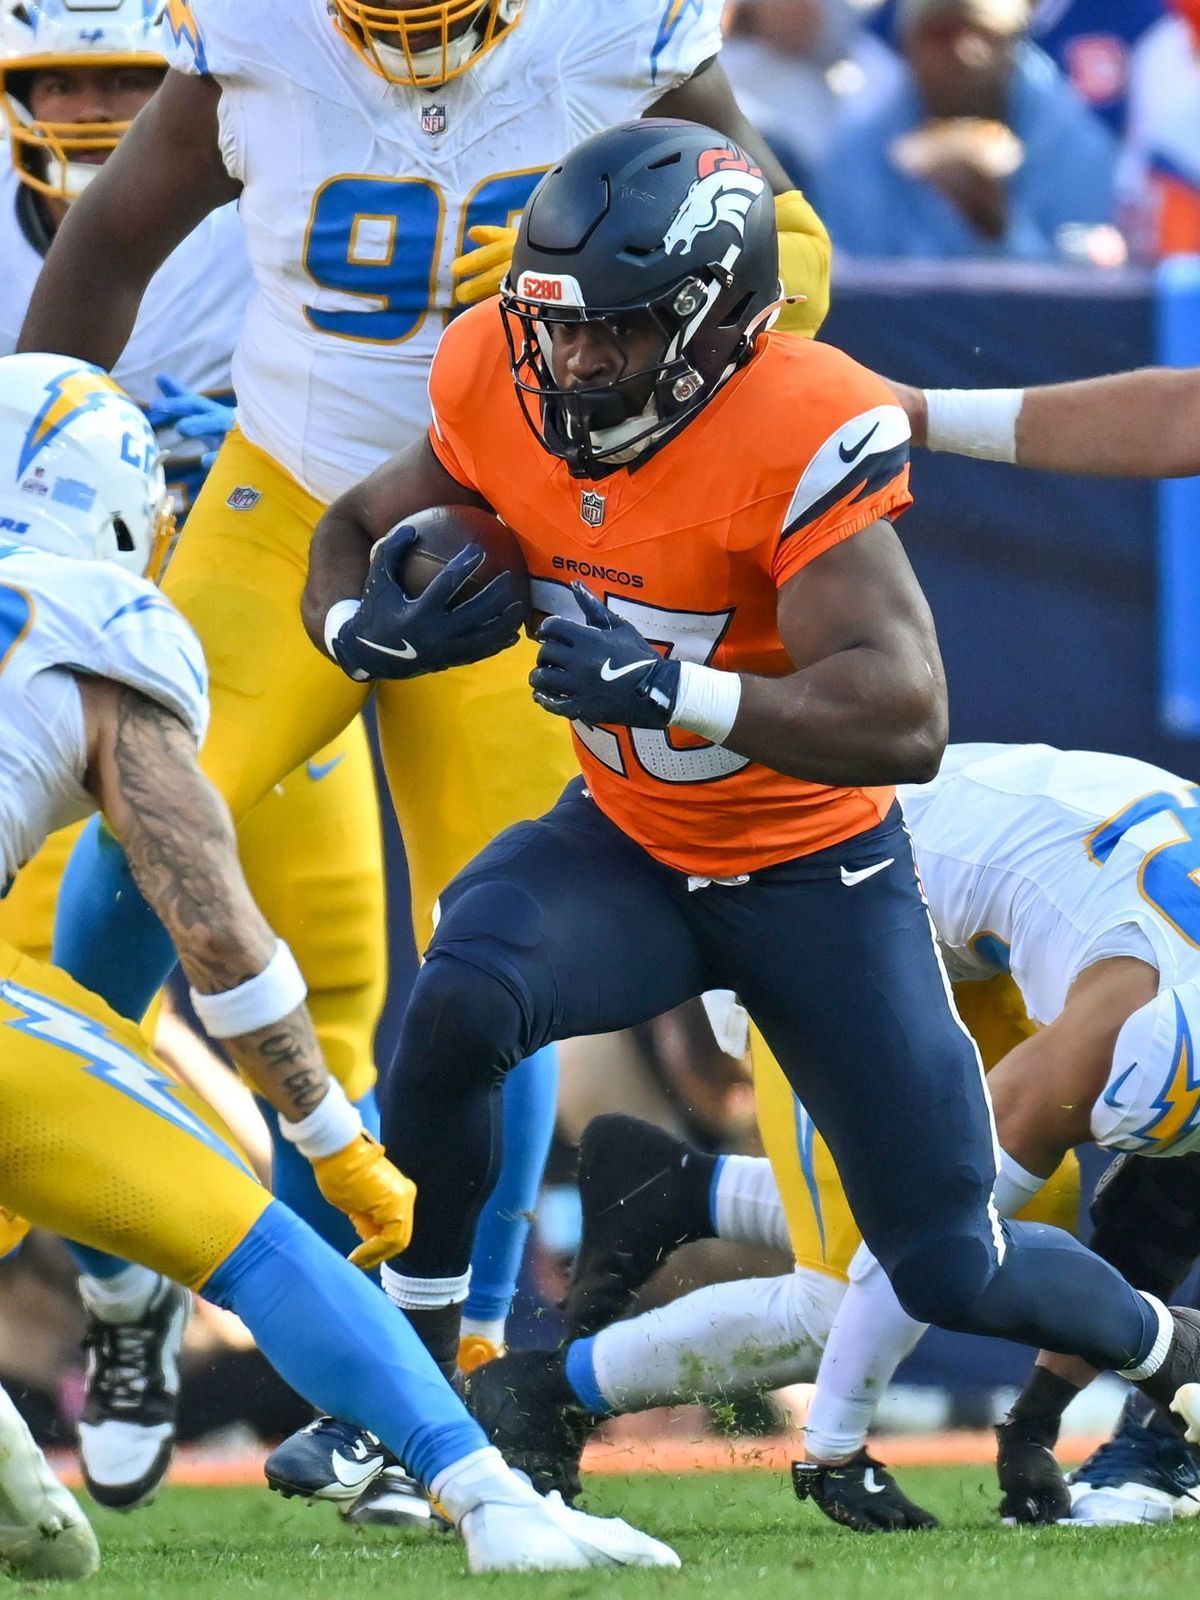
47, 1469, 1200, 1600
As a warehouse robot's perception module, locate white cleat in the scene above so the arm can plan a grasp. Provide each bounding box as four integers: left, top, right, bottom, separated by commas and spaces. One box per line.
0, 1385, 99, 1579
1067, 1482, 1181, 1526
462, 1488, 680, 1573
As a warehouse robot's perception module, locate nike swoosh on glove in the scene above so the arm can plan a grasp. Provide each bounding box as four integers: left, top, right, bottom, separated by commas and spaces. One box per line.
331, 523, 527, 682
530, 582, 680, 728
451, 224, 518, 307
312, 1131, 417, 1271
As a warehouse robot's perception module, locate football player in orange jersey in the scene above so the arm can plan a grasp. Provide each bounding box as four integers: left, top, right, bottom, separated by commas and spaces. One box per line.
303, 120, 1200, 1430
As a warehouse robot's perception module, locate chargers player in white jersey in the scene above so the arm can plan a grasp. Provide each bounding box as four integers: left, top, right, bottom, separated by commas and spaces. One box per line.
0, 349, 680, 1575
0, 0, 397, 1513
457, 742, 1200, 1529
17, 0, 833, 1515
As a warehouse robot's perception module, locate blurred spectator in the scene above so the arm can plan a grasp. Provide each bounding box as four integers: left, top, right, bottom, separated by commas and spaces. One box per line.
1028, 0, 1163, 136
866, 0, 1165, 135
812, 0, 1118, 259
721, 0, 904, 184
1117, 1, 1200, 259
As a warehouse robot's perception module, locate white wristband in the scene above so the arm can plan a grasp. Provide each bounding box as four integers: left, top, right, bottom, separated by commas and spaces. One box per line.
276, 1077, 364, 1161
924, 387, 1023, 463
323, 598, 361, 660
669, 661, 742, 745
190, 939, 307, 1039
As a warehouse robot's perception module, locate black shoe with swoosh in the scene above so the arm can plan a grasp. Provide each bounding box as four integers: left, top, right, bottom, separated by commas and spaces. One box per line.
792, 1450, 940, 1532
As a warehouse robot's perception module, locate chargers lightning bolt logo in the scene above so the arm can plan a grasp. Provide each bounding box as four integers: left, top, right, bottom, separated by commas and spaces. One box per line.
650, 0, 706, 84
17, 369, 124, 478
0, 983, 253, 1175
1131, 992, 1200, 1151
164, 0, 208, 72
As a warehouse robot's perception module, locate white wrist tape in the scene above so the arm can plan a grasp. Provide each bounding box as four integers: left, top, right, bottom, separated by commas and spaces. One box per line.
190, 939, 307, 1039
323, 598, 361, 660
924, 387, 1023, 463
669, 661, 742, 745
276, 1077, 364, 1161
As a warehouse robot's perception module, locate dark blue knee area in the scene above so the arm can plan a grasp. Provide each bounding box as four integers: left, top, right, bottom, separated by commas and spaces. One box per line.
393, 949, 531, 1103
885, 1229, 999, 1328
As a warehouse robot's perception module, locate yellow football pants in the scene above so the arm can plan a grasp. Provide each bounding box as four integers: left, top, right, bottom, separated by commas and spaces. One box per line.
0, 729, 384, 1104
167, 427, 576, 952
754, 973, 1082, 1282
0, 941, 269, 1290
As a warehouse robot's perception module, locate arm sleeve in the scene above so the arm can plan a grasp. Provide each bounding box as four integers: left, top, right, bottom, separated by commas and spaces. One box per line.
160, 0, 215, 75
771, 400, 912, 587
572, 0, 725, 115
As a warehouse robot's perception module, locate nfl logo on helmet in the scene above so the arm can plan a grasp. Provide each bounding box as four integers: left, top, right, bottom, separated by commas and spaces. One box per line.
421, 104, 447, 136
580, 490, 605, 527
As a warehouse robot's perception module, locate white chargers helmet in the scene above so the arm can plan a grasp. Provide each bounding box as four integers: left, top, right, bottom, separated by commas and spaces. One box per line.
0, 0, 166, 204
0, 352, 174, 577
1091, 979, 1200, 1157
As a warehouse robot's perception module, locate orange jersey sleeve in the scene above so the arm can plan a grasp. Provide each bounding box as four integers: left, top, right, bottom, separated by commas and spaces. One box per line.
426, 309, 512, 492
765, 343, 913, 588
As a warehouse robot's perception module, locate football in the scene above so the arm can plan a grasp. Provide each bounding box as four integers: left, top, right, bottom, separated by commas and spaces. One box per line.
397, 504, 530, 621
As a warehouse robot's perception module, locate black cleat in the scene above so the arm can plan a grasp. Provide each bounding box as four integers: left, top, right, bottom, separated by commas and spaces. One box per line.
463, 1349, 596, 1503
995, 1415, 1070, 1524
562, 1114, 715, 1340
264, 1416, 391, 1504
77, 1280, 190, 1511
1136, 1307, 1200, 1414
791, 1450, 939, 1532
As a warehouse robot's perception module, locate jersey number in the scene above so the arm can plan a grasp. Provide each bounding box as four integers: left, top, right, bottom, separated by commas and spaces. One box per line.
530, 580, 748, 786
1087, 786, 1200, 947
301, 169, 547, 344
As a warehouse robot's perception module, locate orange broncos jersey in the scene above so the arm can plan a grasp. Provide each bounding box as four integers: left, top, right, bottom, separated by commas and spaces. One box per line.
428, 303, 913, 878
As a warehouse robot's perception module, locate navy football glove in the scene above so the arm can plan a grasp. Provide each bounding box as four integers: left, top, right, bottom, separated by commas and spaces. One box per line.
331, 524, 526, 682
531, 582, 680, 727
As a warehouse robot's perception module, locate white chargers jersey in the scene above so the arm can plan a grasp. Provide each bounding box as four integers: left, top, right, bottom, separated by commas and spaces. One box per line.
900, 742, 1200, 1025
163, 0, 725, 504
0, 166, 249, 405
0, 543, 208, 892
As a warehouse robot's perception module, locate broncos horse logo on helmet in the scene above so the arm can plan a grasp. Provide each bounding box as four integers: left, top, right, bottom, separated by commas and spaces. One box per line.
663, 146, 766, 257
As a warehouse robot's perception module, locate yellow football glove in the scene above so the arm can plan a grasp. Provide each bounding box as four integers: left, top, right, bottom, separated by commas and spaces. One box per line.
774, 189, 831, 340
312, 1131, 417, 1271
452, 224, 518, 306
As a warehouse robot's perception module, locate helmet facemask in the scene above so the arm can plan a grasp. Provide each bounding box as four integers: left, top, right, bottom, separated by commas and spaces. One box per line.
328, 0, 522, 87
502, 265, 772, 478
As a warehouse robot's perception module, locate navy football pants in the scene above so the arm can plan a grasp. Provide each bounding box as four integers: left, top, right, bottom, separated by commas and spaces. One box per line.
381, 784, 1158, 1371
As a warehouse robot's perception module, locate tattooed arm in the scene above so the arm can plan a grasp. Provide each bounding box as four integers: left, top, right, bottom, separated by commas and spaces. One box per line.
76, 676, 329, 1121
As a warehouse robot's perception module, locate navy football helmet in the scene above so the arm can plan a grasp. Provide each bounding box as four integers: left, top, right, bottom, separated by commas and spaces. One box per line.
500, 118, 780, 478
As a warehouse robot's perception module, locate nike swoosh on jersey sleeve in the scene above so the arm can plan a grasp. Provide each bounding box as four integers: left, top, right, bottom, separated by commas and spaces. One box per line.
780, 404, 911, 541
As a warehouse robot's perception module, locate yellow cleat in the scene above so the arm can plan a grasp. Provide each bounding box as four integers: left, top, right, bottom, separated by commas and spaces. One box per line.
457, 1336, 505, 1375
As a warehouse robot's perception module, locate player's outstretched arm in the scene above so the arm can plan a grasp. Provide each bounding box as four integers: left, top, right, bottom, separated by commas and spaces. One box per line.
77, 676, 415, 1268
897, 367, 1200, 478
18, 72, 239, 369
302, 435, 490, 660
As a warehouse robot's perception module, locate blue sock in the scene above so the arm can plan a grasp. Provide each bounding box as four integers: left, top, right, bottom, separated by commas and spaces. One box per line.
68, 1242, 130, 1279
464, 1044, 558, 1328
205, 1201, 485, 1485
708, 1154, 728, 1234
564, 1337, 611, 1417
260, 1089, 382, 1260
52, 815, 175, 1023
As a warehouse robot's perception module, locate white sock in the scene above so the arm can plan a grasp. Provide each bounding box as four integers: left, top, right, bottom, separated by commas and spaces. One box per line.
804, 1245, 927, 1463
431, 1445, 534, 1524
712, 1155, 791, 1253
381, 1263, 470, 1311
460, 1316, 506, 1348
588, 1266, 844, 1411
77, 1265, 163, 1324
1119, 1293, 1174, 1381
993, 1150, 1044, 1217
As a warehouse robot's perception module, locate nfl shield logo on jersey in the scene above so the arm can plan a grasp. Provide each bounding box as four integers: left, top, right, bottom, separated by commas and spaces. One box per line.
226, 485, 261, 511
421, 104, 447, 136
580, 490, 606, 527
